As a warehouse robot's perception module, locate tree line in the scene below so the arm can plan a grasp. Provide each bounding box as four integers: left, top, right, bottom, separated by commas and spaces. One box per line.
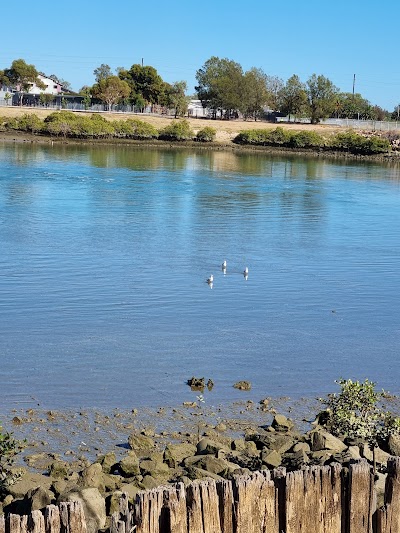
1, 57, 399, 122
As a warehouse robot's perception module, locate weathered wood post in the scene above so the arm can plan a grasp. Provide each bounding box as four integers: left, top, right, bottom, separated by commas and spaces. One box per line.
44, 505, 61, 533
347, 459, 375, 533
163, 483, 187, 533
186, 480, 222, 533
0, 514, 4, 533
285, 464, 342, 533
59, 501, 87, 533
233, 470, 278, 533
376, 456, 400, 533
135, 487, 165, 533
216, 479, 234, 533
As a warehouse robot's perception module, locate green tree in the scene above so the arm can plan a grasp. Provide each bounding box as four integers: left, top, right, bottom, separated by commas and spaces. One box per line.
240, 68, 269, 121
306, 74, 339, 123
279, 75, 307, 121
4, 92, 12, 106
79, 86, 92, 110
92, 76, 130, 111
39, 93, 54, 107
334, 92, 372, 119
4, 59, 46, 106
119, 64, 165, 107
265, 75, 284, 111
165, 81, 188, 118
93, 63, 113, 83
195, 56, 243, 119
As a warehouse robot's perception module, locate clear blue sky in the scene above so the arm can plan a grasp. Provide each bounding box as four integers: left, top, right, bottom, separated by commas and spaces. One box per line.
2, 0, 399, 111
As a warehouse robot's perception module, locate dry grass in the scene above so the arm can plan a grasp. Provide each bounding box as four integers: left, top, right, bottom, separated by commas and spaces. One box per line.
0, 106, 344, 143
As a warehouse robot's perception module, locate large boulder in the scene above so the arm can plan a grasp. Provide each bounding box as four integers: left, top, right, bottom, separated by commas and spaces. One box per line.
7, 473, 54, 499
139, 459, 170, 478
80, 463, 105, 493
119, 452, 140, 477
164, 443, 197, 468
310, 429, 347, 453
128, 433, 155, 452
196, 438, 230, 456
96, 452, 116, 474
360, 444, 390, 465
60, 488, 106, 533
261, 449, 282, 468
271, 415, 294, 432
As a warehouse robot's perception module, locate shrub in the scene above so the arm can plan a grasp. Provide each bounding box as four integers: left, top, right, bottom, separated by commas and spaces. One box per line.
288, 130, 325, 148
196, 126, 216, 142
319, 378, 400, 443
0, 423, 25, 496
329, 131, 391, 155
234, 127, 290, 146
128, 119, 159, 139
160, 119, 194, 141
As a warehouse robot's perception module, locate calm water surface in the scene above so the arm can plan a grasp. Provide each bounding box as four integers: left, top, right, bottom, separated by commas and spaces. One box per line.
1, 143, 399, 409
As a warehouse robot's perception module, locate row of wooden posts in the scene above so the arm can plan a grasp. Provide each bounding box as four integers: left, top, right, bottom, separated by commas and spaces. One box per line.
1, 457, 400, 533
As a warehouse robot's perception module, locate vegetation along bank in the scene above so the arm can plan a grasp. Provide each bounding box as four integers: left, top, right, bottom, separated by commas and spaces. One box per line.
1, 110, 400, 159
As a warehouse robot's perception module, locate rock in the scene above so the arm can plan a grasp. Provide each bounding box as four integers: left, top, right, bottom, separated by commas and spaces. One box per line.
215, 423, 227, 433
106, 490, 123, 516
388, 434, 400, 456
139, 459, 170, 478
51, 480, 68, 497
49, 460, 69, 479
102, 474, 122, 492
233, 381, 251, 391
288, 449, 309, 470
194, 456, 237, 476
80, 463, 105, 493
164, 443, 197, 468
119, 483, 140, 501
24, 452, 55, 470
271, 414, 294, 432
25, 486, 55, 512
185, 466, 223, 482
292, 442, 311, 453
97, 452, 116, 474
187, 376, 205, 390
196, 438, 230, 456
61, 488, 106, 533
310, 429, 347, 453
310, 450, 333, 465
7, 473, 54, 499
360, 444, 390, 465
140, 475, 160, 490
128, 433, 155, 452
119, 452, 140, 477
261, 449, 282, 468
347, 445, 362, 460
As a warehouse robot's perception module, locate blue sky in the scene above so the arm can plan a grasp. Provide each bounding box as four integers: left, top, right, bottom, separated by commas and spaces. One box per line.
2, 0, 399, 111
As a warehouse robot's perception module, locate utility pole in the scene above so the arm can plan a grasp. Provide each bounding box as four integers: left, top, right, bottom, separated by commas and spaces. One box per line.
352, 74, 356, 98
141, 58, 144, 67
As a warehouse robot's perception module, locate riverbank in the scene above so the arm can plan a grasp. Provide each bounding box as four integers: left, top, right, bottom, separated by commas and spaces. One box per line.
1, 107, 400, 161
1, 129, 400, 164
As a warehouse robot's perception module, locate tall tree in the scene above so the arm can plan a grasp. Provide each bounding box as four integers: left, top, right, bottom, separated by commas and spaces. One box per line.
93, 64, 113, 83
195, 56, 243, 119
119, 64, 164, 106
240, 68, 269, 121
279, 75, 307, 121
306, 74, 339, 123
92, 76, 130, 111
265, 75, 284, 111
4, 59, 45, 105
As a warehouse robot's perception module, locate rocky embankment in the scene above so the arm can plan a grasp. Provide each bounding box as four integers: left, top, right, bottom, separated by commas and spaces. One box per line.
2, 408, 400, 532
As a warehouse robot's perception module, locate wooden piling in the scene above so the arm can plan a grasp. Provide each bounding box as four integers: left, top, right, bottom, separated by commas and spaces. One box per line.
376, 456, 400, 533
347, 459, 375, 533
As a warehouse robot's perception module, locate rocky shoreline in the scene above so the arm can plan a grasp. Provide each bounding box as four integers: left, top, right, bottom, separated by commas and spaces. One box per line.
1, 394, 399, 531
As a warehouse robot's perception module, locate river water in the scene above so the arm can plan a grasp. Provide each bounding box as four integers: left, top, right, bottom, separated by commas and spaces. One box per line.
0, 143, 399, 410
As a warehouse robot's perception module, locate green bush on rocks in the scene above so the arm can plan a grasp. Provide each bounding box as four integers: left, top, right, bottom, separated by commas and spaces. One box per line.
196, 126, 216, 142
160, 119, 194, 141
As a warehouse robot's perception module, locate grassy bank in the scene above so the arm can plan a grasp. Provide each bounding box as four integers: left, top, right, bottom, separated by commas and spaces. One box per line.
0, 108, 399, 158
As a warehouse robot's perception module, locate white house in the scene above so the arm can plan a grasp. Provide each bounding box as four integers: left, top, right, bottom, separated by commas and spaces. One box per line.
26, 74, 64, 95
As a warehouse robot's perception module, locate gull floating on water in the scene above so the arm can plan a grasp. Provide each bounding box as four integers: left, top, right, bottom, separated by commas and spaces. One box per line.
243, 267, 249, 275
222, 260, 227, 270
207, 274, 214, 284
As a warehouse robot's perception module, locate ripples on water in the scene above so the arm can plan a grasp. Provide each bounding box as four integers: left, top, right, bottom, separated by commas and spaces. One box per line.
0, 144, 399, 409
